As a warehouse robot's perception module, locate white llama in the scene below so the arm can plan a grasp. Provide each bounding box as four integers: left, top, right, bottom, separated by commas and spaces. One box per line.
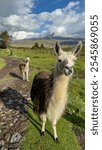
31, 41, 82, 142
19, 57, 30, 82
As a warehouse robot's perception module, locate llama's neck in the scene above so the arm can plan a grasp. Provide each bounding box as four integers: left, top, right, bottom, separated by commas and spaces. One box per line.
54, 72, 70, 92
52, 66, 71, 102
25, 61, 29, 70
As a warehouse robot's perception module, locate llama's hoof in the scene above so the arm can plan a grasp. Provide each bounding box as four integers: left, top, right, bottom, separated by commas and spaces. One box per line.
40, 131, 45, 136
54, 137, 59, 143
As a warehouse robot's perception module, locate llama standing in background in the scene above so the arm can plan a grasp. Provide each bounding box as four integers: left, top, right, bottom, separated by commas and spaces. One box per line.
31, 41, 82, 142
19, 57, 30, 82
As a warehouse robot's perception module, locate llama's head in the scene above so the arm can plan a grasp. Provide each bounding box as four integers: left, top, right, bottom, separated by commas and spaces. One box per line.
26, 57, 30, 62
54, 41, 82, 76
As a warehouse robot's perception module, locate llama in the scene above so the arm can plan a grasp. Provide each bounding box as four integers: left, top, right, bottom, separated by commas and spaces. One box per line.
19, 57, 30, 82
31, 41, 82, 142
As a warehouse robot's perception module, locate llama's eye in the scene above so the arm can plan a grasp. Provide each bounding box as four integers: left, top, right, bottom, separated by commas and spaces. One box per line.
58, 59, 62, 63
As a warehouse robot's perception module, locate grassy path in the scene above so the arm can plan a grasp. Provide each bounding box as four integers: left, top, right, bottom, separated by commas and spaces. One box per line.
0, 58, 6, 70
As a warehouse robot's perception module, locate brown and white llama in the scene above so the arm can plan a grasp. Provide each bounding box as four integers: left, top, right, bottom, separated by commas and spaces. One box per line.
19, 57, 30, 82
31, 41, 82, 142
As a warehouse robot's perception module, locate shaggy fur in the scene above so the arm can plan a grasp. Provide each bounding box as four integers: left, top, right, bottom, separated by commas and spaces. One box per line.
31, 71, 54, 114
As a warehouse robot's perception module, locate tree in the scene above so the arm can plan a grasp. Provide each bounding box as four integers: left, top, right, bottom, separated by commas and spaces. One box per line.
31, 42, 39, 49
40, 43, 45, 49
0, 38, 5, 48
0, 31, 12, 48
34, 42, 39, 48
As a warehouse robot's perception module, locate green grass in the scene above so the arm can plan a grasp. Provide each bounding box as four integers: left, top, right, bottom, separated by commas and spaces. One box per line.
21, 108, 81, 150
0, 49, 10, 57
0, 58, 6, 69
68, 79, 85, 118
0, 46, 85, 150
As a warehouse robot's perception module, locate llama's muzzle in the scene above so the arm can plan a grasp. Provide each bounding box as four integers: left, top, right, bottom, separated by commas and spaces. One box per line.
64, 67, 73, 76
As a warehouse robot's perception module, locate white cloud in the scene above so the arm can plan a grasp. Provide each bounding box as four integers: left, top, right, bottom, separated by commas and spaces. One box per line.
12, 31, 39, 40
62, 1, 79, 12
0, 0, 34, 17
49, 26, 66, 36
4, 14, 39, 31
0, 0, 84, 40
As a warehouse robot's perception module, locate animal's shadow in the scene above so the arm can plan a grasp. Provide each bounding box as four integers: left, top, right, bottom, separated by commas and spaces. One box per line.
10, 72, 22, 80
64, 112, 85, 129
25, 111, 53, 139
0, 87, 53, 138
0, 87, 27, 113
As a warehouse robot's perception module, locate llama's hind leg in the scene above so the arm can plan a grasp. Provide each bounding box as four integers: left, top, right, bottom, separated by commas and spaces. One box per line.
40, 113, 46, 136
52, 120, 59, 143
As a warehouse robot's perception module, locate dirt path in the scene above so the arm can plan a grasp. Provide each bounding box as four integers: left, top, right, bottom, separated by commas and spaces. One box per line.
0, 57, 32, 150
0, 57, 20, 79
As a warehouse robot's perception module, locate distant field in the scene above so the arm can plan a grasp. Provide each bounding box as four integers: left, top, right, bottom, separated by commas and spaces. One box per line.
11, 39, 58, 48
11, 38, 84, 48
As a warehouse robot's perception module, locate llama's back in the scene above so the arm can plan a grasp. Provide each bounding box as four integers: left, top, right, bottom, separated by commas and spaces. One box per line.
31, 71, 54, 114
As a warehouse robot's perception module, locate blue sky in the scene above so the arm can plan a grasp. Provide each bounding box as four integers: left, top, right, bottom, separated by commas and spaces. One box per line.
33, 0, 84, 14
0, 0, 85, 40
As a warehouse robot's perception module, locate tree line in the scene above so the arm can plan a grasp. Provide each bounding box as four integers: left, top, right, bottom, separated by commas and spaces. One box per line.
31, 42, 45, 49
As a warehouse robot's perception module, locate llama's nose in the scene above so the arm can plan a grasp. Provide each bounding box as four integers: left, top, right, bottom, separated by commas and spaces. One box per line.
65, 66, 72, 73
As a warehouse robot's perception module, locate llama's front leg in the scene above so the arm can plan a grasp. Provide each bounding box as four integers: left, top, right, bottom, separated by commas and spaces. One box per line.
26, 71, 29, 82
41, 121, 46, 136
22, 72, 25, 80
52, 120, 59, 143
40, 113, 46, 136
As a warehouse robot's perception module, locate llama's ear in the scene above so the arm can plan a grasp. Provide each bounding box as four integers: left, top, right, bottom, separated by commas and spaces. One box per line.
54, 41, 62, 56
72, 41, 82, 56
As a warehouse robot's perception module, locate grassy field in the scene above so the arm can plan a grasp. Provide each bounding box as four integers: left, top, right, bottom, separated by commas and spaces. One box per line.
0, 45, 85, 150
0, 58, 6, 69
